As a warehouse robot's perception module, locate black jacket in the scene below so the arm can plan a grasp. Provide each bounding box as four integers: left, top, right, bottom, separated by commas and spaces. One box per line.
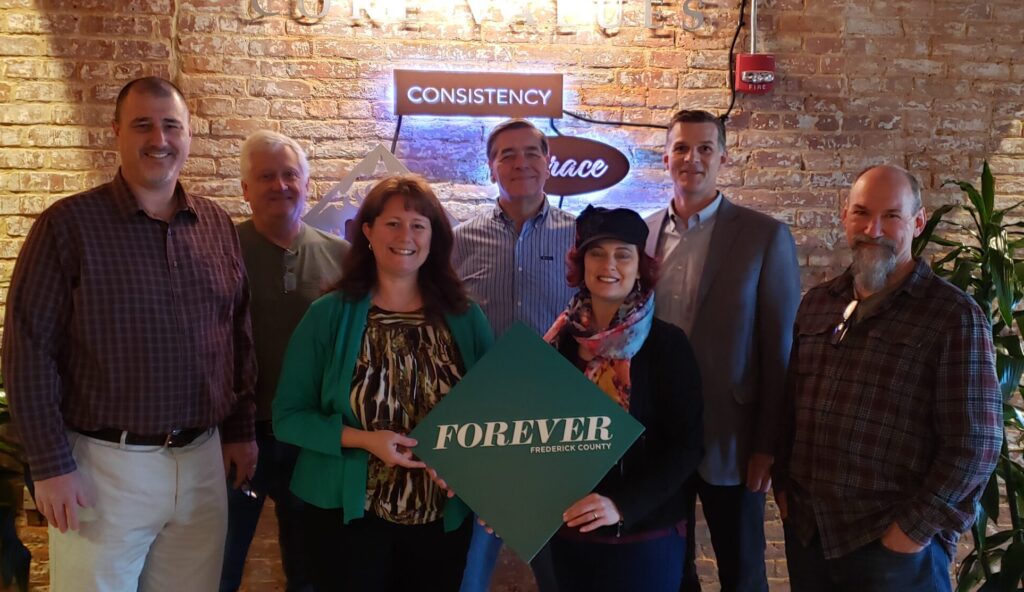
557, 317, 704, 535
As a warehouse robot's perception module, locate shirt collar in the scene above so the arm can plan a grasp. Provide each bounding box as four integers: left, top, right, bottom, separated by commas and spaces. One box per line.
668, 192, 722, 232
111, 169, 198, 221
492, 195, 550, 225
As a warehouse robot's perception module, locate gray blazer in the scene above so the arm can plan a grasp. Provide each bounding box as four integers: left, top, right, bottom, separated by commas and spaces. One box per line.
645, 197, 801, 485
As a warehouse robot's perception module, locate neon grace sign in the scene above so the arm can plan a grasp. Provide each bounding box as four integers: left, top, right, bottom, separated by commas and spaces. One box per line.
545, 136, 629, 196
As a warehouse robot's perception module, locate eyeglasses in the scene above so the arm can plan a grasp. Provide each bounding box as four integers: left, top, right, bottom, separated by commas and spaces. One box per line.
830, 299, 859, 347
283, 249, 297, 294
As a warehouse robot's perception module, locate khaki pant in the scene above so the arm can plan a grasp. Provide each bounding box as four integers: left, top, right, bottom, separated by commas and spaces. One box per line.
49, 429, 228, 592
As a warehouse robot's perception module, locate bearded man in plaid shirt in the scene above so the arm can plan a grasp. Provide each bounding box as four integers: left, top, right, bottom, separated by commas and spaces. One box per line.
774, 165, 1002, 591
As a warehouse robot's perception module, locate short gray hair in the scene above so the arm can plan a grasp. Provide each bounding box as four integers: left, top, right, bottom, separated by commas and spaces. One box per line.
240, 130, 310, 182
854, 164, 922, 212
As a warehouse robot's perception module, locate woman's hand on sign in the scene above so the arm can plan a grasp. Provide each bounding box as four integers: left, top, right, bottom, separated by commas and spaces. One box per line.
426, 467, 456, 499
563, 493, 622, 533
344, 428, 425, 469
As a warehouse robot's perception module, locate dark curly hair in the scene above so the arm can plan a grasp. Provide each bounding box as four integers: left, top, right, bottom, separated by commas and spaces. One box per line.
332, 174, 469, 317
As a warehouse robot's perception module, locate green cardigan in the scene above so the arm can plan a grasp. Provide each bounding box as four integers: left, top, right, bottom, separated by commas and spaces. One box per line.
272, 292, 494, 532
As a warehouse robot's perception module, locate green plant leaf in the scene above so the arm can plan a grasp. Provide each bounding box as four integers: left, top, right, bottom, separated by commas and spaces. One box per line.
945, 178, 988, 221
990, 257, 1016, 327
932, 235, 974, 249
983, 161, 995, 218
999, 540, 1024, 589
986, 529, 1020, 549
999, 361, 1024, 402
951, 259, 977, 293
914, 204, 959, 258
1005, 404, 1024, 429
1001, 199, 1024, 216
982, 470, 1002, 525
957, 553, 983, 592
933, 247, 966, 267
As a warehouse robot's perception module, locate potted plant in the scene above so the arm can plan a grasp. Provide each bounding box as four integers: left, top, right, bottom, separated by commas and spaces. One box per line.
0, 374, 30, 592
912, 161, 1024, 591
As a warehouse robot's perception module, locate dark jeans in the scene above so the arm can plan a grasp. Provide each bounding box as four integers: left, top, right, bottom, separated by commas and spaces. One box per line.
784, 523, 952, 592
303, 506, 473, 591
220, 428, 313, 592
550, 531, 686, 592
681, 475, 768, 592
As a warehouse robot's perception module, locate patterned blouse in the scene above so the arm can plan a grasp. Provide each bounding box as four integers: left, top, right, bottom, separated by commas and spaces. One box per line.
350, 306, 465, 525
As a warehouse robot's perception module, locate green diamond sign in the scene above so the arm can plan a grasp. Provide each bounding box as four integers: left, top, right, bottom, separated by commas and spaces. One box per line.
410, 322, 644, 561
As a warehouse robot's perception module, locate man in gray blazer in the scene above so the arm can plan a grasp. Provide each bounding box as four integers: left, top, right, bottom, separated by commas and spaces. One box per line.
645, 110, 801, 592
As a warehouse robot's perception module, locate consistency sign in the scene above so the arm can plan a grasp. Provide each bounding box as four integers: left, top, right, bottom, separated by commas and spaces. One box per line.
395, 70, 563, 118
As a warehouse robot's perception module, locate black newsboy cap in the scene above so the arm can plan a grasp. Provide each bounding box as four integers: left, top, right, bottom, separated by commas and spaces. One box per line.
575, 205, 649, 251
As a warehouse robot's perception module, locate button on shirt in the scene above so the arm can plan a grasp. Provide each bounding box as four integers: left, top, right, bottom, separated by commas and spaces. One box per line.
777, 259, 1001, 559
654, 193, 722, 335
452, 199, 575, 336
2, 172, 257, 480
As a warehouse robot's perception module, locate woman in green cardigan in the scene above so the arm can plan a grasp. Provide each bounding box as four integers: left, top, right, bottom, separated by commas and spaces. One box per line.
273, 174, 494, 591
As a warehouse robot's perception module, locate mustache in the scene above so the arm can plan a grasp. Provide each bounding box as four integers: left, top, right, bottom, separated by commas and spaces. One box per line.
852, 234, 897, 252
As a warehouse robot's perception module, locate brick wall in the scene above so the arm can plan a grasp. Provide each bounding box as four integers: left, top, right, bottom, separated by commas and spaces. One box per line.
1, 0, 1022, 589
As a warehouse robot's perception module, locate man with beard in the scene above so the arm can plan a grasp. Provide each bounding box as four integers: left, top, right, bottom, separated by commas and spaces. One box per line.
2, 76, 256, 591
220, 131, 348, 592
774, 165, 1002, 591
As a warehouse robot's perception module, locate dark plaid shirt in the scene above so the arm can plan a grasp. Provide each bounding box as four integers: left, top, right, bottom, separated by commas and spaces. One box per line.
2, 172, 257, 480
776, 258, 1001, 559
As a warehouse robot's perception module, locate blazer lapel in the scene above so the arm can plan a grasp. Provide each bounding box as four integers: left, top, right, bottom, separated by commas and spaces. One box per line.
694, 197, 741, 314
644, 207, 668, 256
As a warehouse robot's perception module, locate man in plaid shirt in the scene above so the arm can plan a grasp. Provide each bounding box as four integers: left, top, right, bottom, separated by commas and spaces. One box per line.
775, 165, 1002, 591
3, 77, 257, 591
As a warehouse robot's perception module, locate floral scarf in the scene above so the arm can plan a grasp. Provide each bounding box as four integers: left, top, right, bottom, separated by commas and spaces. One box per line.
542, 287, 654, 411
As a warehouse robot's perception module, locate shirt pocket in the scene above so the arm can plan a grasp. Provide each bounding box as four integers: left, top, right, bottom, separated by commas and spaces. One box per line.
862, 324, 933, 412
198, 256, 242, 319
794, 315, 837, 377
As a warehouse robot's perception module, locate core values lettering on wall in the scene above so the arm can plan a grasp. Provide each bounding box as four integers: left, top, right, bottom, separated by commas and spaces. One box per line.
394, 70, 563, 118
249, 0, 708, 33
545, 136, 630, 196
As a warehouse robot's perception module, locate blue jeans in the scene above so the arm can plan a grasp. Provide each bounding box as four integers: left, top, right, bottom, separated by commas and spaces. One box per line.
550, 531, 685, 592
460, 520, 560, 592
784, 522, 952, 592
460, 521, 503, 592
220, 428, 313, 592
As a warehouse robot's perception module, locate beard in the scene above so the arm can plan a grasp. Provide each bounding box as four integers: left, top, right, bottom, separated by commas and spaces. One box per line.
850, 234, 897, 293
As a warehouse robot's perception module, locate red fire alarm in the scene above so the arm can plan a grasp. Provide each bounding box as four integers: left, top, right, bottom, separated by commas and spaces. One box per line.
736, 53, 775, 94
734, 0, 775, 94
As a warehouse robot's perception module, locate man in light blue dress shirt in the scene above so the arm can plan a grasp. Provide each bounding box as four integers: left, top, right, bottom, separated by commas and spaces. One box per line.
452, 118, 575, 592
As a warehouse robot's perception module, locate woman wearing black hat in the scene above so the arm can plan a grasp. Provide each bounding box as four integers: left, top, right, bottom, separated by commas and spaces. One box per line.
541, 205, 704, 591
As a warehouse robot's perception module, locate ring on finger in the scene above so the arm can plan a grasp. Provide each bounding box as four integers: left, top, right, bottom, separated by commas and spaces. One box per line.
592, 511, 598, 521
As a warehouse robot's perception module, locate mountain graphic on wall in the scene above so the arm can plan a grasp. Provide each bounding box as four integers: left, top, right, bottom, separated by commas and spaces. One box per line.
303, 143, 412, 239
